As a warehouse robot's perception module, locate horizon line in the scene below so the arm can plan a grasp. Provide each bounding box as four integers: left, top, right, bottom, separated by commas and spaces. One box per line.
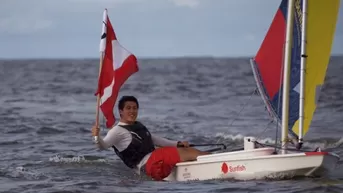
1, 54, 343, 61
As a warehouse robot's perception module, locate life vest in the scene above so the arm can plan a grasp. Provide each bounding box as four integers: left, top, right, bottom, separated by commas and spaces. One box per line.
112, 121, 155, 168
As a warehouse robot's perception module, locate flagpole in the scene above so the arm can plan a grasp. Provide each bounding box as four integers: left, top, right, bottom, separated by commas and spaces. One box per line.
93, 9, 108, 142
94, 52, 104, 141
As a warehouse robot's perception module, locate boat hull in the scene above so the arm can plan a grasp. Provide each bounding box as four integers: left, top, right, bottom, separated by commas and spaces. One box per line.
163, 138, 340, 182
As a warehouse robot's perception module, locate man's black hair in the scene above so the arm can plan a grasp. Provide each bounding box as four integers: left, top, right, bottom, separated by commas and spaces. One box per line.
118, 95, 139, 110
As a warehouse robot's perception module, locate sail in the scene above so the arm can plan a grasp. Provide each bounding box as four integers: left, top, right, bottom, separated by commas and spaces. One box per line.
250, 0, 340, 139
291, 0, 340, 136
250, 0, 300, 138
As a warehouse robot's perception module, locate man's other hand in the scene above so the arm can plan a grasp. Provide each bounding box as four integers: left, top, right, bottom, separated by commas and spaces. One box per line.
177, 141, 190, 147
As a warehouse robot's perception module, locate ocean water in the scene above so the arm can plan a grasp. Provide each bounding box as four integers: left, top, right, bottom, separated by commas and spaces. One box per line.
1, 56, 343, 193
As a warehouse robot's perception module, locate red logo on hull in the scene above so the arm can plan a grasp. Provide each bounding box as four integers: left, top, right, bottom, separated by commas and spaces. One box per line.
221, 162, 246, 173
221, 163, 228, 174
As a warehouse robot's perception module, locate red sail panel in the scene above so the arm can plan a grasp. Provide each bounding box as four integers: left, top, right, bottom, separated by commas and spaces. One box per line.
254, 8, 286, 100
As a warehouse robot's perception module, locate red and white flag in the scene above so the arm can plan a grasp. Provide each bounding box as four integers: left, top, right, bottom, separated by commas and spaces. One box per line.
95, 9, 139, 128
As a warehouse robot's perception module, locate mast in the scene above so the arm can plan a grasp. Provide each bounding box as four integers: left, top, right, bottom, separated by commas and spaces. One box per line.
281, 0, 295, 154
298, 0, 308, 147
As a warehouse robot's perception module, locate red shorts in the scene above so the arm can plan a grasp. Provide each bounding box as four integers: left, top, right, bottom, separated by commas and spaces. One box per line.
145, 146, 181, 181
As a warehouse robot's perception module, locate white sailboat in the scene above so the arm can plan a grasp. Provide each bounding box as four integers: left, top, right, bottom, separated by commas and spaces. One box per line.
164, 0, 341, 182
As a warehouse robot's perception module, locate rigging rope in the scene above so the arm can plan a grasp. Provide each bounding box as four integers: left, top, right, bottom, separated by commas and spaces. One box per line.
215, 87, 275, 146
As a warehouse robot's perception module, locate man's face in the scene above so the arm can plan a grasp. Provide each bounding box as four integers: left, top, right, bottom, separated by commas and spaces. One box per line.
120, 101, 138, 124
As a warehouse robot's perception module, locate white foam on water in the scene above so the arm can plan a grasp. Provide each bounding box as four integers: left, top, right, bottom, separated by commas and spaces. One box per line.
48, 155, 107, 163
1, 166, 46, 180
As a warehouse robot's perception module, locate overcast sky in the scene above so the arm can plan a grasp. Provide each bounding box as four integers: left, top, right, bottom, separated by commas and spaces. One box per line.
0, 0, 342, 59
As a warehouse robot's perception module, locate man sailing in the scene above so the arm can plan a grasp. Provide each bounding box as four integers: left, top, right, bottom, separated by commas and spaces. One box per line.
92, 96, 210, 181
94, 9, 209, 181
